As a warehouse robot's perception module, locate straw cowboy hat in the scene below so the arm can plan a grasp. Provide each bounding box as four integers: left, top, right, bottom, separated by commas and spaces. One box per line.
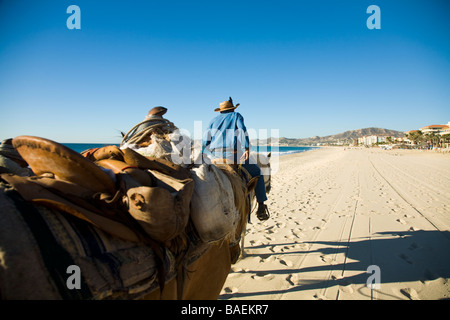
214, 97, 240, 112
148, 106, 167, 117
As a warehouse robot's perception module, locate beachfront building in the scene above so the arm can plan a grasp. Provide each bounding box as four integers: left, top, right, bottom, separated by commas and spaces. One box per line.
405, 130, 419, 135
405, 122, 450, 149
440, 122, 450, 148
420, 124, 450, 135
440, 122, 450, 136
358, 135, 387, 146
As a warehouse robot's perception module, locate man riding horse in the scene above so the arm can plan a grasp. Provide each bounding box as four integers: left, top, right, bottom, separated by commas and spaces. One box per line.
202, 97, 270, 221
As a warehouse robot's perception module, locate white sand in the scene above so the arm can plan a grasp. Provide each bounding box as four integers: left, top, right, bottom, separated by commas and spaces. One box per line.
219, 147, 450, 300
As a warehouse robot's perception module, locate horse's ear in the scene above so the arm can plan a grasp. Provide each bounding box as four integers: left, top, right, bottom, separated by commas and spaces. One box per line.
246, 176, 259, 193
267, 152, 271, 158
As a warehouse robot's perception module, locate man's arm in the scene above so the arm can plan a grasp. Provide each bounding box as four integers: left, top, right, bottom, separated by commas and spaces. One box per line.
236, 113, 250, 161
241, 148, 250, 161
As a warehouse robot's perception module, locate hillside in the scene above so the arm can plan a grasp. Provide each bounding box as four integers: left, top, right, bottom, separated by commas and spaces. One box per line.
254, 127, 405, 146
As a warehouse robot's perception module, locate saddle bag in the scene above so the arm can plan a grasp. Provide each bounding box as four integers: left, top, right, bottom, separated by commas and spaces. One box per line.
123, 169, 194, 244
190, 164, 240, 243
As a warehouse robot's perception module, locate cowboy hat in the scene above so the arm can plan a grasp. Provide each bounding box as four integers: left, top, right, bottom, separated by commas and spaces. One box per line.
214, 97, 240, 112
148, 106, 167, 117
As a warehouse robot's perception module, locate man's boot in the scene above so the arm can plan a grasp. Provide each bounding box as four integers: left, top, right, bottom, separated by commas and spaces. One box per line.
256, 202, 270, 221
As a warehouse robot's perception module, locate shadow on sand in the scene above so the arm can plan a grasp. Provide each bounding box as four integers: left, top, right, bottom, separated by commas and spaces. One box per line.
220, 230, 450, 300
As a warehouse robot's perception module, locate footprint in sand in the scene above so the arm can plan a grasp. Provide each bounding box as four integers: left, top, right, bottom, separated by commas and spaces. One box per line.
330, 273, 343, 281
286, 274, 299, 286
285, 234, 298, 240
339, 283, 354, 294
269, 246, 283, 253
223, 287, 239, 294
259, 254, 276, 263
400, 288, 420, 300
290, 228, 303, 238
293, 243, 308, 250
279, 258, 294, 267
276, 222, 286, 229
252, 272, 275, 281
313, 293, 328, 300
249, 240, 264, 247
399, 253, 413, 264
423, 269, 438, 281
228, 272, 241, 278
320, 255, 334, 264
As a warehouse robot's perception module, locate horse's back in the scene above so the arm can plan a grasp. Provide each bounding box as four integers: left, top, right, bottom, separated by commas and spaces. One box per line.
0, 185, 176, 300
0, 188, 64, 299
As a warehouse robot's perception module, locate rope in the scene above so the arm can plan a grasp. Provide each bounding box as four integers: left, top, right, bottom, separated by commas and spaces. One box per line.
120, 118, 177, 147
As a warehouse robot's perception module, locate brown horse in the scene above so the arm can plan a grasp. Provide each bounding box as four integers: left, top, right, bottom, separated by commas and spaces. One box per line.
143, 164, 258, 299
239, 152, 272, 257
0, 138, 258, 300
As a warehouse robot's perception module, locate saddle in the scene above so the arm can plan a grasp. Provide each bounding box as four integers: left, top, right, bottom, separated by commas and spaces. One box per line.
211, 158, 253, 184
2, 136, 194, 245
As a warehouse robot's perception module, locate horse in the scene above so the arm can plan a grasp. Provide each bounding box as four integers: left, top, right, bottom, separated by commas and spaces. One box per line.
163, 163, 258, 299
0, 136, 259, 300
239, 152, 272, 257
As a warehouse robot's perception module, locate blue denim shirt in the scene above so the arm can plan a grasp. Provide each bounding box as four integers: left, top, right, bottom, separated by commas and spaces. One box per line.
202, 111, 250, 158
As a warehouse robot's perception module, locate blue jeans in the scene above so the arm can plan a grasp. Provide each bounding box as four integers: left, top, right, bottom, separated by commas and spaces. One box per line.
208, 150, 268, 203
241, 162, 268, 203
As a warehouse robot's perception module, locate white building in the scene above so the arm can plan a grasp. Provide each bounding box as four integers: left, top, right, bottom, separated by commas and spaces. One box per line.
358, 135, 387, 146
420, 123, 450, 136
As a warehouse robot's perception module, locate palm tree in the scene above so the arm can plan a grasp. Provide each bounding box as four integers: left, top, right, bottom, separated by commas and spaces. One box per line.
424, 133, 431, 148
407, 130, 423, 147
441, 134, 450, 148
424, 132, 441, 149
433, 133, 441, 148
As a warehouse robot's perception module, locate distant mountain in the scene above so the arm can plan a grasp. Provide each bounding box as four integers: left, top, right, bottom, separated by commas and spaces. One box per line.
254, 127, 405, 146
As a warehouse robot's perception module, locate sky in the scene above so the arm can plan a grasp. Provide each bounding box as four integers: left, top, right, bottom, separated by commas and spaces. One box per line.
0, 0, 449, 143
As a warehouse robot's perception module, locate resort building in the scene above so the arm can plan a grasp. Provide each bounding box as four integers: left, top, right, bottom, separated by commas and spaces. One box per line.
440, 122, 450, 135
420, 123, 450, 136
405, 122, 450, 149
358, 135, 387, 146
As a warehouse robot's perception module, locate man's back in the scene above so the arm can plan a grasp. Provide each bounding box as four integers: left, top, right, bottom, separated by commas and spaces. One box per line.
203, 111, 249, 156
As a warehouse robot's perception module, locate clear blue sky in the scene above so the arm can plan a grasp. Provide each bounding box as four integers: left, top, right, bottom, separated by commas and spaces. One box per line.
1, 0, 449, 143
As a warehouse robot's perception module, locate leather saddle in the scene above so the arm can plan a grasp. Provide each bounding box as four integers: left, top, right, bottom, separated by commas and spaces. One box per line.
2, 136, 194, 246
211, 158, 253, 184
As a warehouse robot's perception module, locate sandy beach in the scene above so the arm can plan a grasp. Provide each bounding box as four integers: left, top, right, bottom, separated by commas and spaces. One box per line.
219, 147, 450, 300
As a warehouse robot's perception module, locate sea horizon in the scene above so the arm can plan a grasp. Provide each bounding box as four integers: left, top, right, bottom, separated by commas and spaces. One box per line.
63, 143, 319, 156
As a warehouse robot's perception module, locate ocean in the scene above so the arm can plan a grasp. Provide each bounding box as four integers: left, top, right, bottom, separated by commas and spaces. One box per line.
253, 145, 320, 156
63, 143, 319, 156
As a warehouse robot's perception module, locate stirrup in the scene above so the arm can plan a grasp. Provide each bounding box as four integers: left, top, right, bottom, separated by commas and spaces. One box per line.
257, 204, 270, 221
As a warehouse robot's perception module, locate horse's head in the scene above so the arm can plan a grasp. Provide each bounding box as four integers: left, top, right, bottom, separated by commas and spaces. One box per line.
250, 152, 272, 194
